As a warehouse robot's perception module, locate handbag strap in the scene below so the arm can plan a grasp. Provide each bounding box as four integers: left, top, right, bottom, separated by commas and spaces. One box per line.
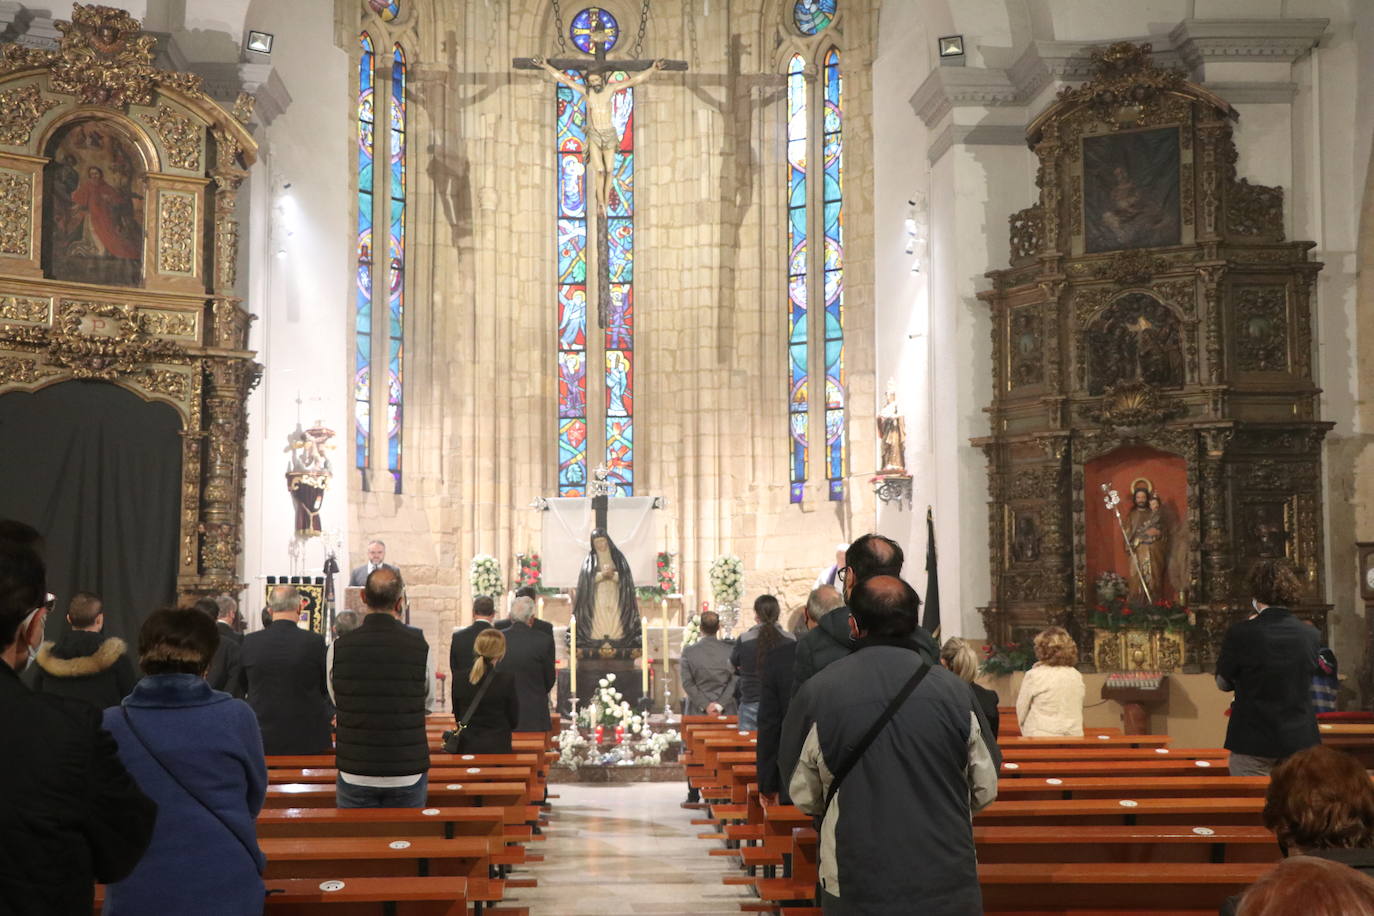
120, 706, 262, 872
823, 662, 931, 812
460, 668, 497, 728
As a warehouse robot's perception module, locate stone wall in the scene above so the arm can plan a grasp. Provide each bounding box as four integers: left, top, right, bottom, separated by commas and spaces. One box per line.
344, 0, 881, 670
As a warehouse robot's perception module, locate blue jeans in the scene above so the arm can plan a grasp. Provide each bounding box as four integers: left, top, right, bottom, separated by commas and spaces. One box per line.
738, 701, 759, 732
335, 773, 429, 808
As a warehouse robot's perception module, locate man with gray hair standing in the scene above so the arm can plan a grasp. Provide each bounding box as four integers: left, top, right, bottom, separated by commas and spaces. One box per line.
349, 539, 397, 587
238, 585, 333, 755
497, 596, 555, 733
215, 595, 242, 644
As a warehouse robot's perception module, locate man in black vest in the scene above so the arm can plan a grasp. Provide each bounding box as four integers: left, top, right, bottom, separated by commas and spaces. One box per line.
450, 595, 495, 715
498, 596, 555, 732
239, 585, 333, 755
328, 567, 434, 807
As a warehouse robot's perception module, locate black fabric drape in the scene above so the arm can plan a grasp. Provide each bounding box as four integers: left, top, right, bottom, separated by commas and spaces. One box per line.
0, 380, 181, 646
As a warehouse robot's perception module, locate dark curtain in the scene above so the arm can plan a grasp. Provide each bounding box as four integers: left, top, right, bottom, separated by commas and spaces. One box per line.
0, 380, 182, 645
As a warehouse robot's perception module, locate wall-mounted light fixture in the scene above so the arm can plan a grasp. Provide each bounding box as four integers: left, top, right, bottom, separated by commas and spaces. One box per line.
246, 30, 274, 55
938, 34, 965, 65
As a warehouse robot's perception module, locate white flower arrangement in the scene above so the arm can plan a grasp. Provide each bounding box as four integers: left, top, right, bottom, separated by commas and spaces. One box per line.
470, 554, 503, 597
681, 614, 703, 648
576, 674, 647, 733
709, 554, 744, 605
556, 728, 590, 769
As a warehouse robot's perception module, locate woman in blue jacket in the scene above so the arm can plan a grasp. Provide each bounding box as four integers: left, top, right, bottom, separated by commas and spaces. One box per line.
102, 607, 268, 915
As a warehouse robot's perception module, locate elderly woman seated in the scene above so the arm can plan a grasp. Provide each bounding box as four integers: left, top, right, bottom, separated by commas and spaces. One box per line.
1015, 626, 1084, 737
1221, 744, 1374, 915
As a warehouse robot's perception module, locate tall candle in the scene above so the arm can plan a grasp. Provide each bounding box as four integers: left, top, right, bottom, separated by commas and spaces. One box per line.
536, 596, 544, 619
641, 620, 650, 694
570, 615, 578, 699
661, 598, 669, 706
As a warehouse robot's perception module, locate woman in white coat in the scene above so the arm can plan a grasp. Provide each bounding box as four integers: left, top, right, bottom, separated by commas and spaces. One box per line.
1016, 626, 1085, 737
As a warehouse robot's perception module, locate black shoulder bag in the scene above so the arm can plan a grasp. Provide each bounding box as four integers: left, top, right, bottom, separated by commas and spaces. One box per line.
119, 707, 263, 873
822, 662, 931, 815
442, 670, 497, 754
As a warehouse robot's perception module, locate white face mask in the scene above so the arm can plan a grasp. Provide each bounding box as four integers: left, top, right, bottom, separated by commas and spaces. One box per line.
17, 605, 46, 653
1252, 598, 1262, 613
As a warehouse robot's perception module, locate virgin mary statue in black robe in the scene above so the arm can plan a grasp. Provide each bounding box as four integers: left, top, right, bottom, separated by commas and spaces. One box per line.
573, 528, 641, 648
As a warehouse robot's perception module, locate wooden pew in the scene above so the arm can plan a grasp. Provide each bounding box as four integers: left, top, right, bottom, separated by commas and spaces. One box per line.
257, 806, 515, 840
999, 734, 1169, 749
267, 766, 533, 785
260, 836, 499, 880
993, 776, 1268, 800
972, 824, 1279, 864
97, 877, 471, 915
979, 862, 1268, 911
999, 747, 1225, 762
975, 797, 1264, 827
264, 782, 530, 810
998, 758, 1228, 778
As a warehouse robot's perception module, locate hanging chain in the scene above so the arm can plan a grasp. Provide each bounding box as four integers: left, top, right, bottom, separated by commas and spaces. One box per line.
631, 0, 652, 59
550, 0, 569, 54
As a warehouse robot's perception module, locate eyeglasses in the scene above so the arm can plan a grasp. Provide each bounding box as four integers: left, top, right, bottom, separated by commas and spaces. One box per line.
837, 567, 851, 583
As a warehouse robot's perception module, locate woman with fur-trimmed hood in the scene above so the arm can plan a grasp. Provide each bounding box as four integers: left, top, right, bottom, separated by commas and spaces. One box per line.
25, 591, 138, 711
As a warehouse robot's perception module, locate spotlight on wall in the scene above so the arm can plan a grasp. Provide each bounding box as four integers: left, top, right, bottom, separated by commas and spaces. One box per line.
246, 30, 274, 55
904, 194, 928, 274
938, 34, 965, 65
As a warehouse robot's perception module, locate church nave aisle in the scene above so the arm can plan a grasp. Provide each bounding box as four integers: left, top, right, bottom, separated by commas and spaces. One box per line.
511, 783, 753, 915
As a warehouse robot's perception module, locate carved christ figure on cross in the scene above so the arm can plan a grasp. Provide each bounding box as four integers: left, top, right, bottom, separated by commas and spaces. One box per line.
531, 57, 667, 214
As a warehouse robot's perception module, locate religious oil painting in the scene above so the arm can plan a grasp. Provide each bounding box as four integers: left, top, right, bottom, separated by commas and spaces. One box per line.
1082, 127, 1181, 254
1086, 293, 1185, 395
44, 119, 146, 286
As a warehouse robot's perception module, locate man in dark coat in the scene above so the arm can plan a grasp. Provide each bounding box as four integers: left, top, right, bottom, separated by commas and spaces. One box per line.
451, 595, 496, 708
496, 586, 555, 636
239, 585, 334, 755
779, 576, 1000, 915
194, 597, 242, 697
215, 595, 243, 644
26, 590, 137, 710
1216, 559, 1322, 776
498, 597, 555, 732
349, 539, 398, 587
0, 523, 157, 915
793, 536, 937, 694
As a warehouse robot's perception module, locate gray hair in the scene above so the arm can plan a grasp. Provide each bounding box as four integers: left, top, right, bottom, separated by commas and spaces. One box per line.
367, 539, 386, 550
215, 595, 238, 620
266, 585, 301, 614
334, 609, 361, 636
511, 596, 536, 623
806, 585, 844, 623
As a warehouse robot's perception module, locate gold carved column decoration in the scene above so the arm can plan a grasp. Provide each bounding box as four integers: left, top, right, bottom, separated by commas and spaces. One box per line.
0, 5, 260, 601
976, 43, 1331, 669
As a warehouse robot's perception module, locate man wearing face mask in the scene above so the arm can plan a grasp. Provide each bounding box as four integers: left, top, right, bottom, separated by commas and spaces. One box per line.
0, 520, 157, 914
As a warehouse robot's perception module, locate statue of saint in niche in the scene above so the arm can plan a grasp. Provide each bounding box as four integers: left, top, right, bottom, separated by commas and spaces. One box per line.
1124, 482, 1167, 603
573, 528, 641, 647
876, 381, 906, 472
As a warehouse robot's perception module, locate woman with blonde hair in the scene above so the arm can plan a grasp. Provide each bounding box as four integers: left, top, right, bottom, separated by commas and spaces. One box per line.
940, 637, 1000, 739
451, 628, 519, 754
1015, 626, 1085, 737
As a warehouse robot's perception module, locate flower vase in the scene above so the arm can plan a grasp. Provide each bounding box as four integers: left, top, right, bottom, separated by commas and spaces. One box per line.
719, 603, 740, 638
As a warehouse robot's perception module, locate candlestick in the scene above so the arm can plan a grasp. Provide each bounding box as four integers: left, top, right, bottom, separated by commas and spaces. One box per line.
641, 621, 650, 694
661, 597, 670, 716
569, 614, 578, 702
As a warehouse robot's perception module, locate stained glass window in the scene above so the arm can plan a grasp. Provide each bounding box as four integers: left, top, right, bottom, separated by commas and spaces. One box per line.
793, 0, 836, 35
556, 70, 590, 497
786, 53, 809, 505
821, 49, 845, 500
604, 71, 635, 496
355, 32, 375, 474
387, 44, 407, 494
570, 7, 619, 54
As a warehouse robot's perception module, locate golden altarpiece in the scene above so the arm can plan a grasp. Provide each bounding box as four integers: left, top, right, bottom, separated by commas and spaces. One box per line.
976, 44, 1330, 672
0, 6, 258, 600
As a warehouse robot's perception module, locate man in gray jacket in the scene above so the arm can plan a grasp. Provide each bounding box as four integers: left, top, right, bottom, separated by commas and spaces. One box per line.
679, 610, 736, 805
780, 576, 999, 915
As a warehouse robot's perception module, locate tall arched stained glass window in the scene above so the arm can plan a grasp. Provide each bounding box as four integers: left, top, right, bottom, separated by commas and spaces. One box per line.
604, 71, 635, 496
355, 33, 375, 474
786, 53, 809, 504
555, 70, 589, 497
821, 49, 845, 501
353, 33, 407, 493
387, 43, 407, 493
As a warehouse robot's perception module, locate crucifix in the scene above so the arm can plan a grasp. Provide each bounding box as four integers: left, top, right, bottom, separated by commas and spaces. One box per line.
513, 36, 686, 328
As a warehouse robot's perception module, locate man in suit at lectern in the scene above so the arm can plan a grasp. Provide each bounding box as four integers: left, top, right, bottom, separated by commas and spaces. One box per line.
349, 539, 397, 587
